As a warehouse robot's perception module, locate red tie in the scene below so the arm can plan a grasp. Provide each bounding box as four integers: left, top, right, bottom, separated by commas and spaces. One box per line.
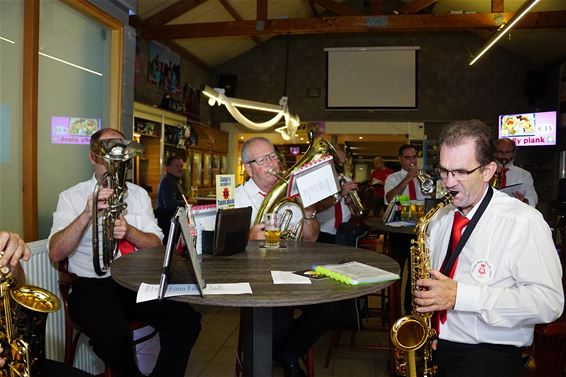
334, 201, 343, 230
501, 167, 509, 188
408, 179, 417, 200
118, 240, 136, 255
435, 212, 470, 333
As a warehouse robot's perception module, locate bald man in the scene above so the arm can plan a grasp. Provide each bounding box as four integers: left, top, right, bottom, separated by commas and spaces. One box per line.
495, 138, 538, 207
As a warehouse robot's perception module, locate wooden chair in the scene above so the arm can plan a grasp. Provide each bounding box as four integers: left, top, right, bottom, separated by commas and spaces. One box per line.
57, 259, 157, 377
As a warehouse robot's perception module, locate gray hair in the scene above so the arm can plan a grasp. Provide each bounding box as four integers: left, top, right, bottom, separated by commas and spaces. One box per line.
241, 137, 274, 163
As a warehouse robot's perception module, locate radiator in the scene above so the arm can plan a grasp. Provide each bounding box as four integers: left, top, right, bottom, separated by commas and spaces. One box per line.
24, 240, 105, 375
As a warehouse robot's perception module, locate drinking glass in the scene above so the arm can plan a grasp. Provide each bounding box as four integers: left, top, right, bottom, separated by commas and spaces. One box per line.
400, 204, 411, 221
190, 185, 199, 200
264, 213, 281, 248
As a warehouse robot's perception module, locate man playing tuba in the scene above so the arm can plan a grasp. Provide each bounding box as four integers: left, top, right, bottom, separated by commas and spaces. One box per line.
234, 137, 342, 377
48, 128, 201, 377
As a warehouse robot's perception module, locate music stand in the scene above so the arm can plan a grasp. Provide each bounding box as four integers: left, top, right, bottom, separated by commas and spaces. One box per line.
157, 207, 206, 300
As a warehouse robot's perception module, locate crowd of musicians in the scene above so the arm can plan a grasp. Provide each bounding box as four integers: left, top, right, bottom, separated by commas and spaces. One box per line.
2, 120, 564, 377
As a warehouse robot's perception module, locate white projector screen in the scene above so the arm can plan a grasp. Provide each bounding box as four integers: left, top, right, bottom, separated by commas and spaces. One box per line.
325, 46, 419, 109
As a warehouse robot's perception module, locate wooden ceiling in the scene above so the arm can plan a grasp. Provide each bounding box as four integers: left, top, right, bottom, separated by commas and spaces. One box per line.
133, 0, 566, 71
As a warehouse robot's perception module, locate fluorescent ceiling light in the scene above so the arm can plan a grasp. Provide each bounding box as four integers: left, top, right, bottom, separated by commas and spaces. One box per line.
39, 51, 103, 76
469, 0, 540, 66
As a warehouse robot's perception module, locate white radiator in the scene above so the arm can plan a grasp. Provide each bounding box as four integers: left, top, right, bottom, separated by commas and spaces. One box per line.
24, 240, 105, 375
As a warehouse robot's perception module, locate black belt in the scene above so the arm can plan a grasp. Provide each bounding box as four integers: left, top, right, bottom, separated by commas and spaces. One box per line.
438, 339, 521, 354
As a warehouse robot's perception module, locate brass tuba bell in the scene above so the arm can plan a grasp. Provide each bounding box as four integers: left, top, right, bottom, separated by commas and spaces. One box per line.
91, 138, 144, 276
0, 267, 61, 377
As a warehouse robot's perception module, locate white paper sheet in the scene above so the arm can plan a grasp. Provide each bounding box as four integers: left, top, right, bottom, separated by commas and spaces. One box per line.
271, 271, 312, 285
136, 282, 253, 303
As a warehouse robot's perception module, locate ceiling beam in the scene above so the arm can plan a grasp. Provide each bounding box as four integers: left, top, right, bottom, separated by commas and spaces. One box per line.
145, 0, 209, 26
219, 0, 263, 45
161, 40, 213, 74
492, 0, 504, 13
140, 10, 566, 39
310, 0, 363, 16
399, 0, 438, 15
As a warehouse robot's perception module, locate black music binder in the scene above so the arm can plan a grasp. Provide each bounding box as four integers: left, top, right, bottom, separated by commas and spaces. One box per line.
157, 207, 206, 300
212, 206, 252, 256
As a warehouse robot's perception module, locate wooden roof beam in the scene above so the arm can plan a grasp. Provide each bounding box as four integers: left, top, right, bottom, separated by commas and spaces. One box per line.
310, 0, 363, 16
218, 0, 262, 46
399, 0, 438, 15
140, 10, 566, 39
145, 0, 208, 26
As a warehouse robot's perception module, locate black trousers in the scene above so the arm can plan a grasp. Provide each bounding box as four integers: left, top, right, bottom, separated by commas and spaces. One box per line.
69, 277, 201, 377
389, 233, 414, 315
272, 302, 342, 363
434, 339, 524, 377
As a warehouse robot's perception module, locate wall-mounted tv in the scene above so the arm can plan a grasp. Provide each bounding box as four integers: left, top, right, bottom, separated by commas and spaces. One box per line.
498, 110, 557, 147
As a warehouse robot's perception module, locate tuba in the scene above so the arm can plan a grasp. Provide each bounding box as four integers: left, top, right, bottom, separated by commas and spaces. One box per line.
390, 192, 453, 377
0, 267, 61, 377
91, 138, 144, 276
254, 132, 339, 240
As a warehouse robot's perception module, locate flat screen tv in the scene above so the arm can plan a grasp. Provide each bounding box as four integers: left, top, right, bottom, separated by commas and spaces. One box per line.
498, 110, 556, 147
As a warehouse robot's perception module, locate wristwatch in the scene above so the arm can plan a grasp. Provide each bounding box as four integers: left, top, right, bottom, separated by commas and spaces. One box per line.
303, 210, 317, 220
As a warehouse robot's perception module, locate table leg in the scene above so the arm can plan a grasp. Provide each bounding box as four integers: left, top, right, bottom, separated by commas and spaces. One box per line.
243, 307, 273, 377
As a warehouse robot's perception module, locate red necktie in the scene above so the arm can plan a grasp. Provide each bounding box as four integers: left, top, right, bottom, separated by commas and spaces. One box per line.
334, 201, 343, 230
435, 212, 470, 333
119, 240, 136, 255
408, 179, 417, 200
501, 167, 509, 188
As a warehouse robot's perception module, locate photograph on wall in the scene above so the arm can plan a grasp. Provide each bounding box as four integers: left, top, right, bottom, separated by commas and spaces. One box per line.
148, 41, 181, 94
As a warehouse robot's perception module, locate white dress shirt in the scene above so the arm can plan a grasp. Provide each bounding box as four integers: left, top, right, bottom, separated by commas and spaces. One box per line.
48, 175, 163, 278
234, 178, 303, 233
427, 188, 564, 347
318, 175, 352, 235
384, 169, 425, 204
501, 162, 538, 207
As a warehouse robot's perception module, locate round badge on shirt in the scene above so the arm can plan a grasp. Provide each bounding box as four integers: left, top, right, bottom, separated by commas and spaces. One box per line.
471, 260, 492, 283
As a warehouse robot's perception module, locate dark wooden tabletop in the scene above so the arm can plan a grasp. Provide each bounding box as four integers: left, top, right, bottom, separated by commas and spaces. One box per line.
111, 240, 400, 308
363, 217, 416, 235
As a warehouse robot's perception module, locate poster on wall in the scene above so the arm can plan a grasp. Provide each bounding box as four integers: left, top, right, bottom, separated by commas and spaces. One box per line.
51, 116, 101, 145
148, 41, 181, 94
560, 61, 566, 127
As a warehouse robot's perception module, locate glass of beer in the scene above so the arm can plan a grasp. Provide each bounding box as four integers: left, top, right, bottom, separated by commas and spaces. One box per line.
400, 204, 411, 221
410, 200, 425, 220
190, 185, 198, 200
264, 213, 281, 248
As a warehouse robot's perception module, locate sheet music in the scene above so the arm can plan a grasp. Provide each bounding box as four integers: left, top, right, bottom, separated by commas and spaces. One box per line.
137, 282, 253, 303
271, 271, 312, 285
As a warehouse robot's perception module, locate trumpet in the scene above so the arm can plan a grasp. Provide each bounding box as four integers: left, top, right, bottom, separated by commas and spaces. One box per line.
338, 176, 365, 218
91, 138, 144, 276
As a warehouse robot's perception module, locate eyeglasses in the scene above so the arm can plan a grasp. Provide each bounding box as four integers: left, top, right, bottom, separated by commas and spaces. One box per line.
436, 165, 484, 181
246, 151, 278, 165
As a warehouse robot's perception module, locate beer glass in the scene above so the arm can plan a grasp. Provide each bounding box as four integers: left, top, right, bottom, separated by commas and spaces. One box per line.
264, 213, 281, 248
400, 204, 411, 221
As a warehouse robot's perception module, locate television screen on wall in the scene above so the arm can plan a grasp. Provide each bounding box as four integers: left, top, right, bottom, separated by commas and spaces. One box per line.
497, 110, 557, 147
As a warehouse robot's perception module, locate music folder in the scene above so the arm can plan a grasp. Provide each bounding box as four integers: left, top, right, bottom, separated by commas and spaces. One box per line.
212, 206, 252, 256
157, 207, 206, 300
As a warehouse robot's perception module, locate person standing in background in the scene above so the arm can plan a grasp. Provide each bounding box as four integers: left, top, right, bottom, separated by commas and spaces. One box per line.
370, 156, 393, 216
155, 156, 186, 236
384, 144, 425, 204
494, 138, 538, 207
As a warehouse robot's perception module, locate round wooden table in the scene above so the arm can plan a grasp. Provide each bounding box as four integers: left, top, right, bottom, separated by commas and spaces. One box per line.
111, 240, 400, 377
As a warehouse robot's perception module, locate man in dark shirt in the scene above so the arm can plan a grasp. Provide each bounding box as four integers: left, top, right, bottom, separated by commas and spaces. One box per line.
155, 156, 185, 236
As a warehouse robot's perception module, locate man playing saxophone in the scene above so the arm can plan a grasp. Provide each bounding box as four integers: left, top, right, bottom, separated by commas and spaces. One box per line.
48, 128, 201, 377
414, 120, 563, 377
0, 230, 29, 286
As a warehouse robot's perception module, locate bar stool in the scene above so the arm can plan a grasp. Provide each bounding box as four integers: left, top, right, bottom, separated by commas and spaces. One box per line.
57, 259, 157, 377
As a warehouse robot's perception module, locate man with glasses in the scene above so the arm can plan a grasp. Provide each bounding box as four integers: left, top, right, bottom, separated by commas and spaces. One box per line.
234, 137, 339, 377
495, 138, 538, 207
413, 119, 563, 377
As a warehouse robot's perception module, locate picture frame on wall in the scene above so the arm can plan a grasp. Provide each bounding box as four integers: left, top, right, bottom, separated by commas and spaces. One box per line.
148, 41, 181, 94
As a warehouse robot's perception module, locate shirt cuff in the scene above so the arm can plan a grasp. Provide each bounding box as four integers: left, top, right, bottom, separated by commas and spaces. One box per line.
454, 281, 481, 312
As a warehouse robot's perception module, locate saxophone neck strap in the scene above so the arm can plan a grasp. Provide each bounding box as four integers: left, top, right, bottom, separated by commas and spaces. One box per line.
441, 186, 493, 275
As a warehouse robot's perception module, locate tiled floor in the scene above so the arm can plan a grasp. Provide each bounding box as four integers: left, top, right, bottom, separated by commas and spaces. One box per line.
135, 304, 393, 377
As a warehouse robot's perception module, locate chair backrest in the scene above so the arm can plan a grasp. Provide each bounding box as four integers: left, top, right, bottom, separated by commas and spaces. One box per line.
57, 258, 78, 328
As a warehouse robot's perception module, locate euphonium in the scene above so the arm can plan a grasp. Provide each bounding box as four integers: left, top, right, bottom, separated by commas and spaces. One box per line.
0, 267, 61, 377
254, 132, 339, 240
91, 138, 144, 276
390, 192, 453, 377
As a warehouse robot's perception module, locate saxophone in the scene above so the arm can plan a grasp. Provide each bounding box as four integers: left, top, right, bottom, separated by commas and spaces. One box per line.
0, 267, 61, 376
390, 193, 453, 377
